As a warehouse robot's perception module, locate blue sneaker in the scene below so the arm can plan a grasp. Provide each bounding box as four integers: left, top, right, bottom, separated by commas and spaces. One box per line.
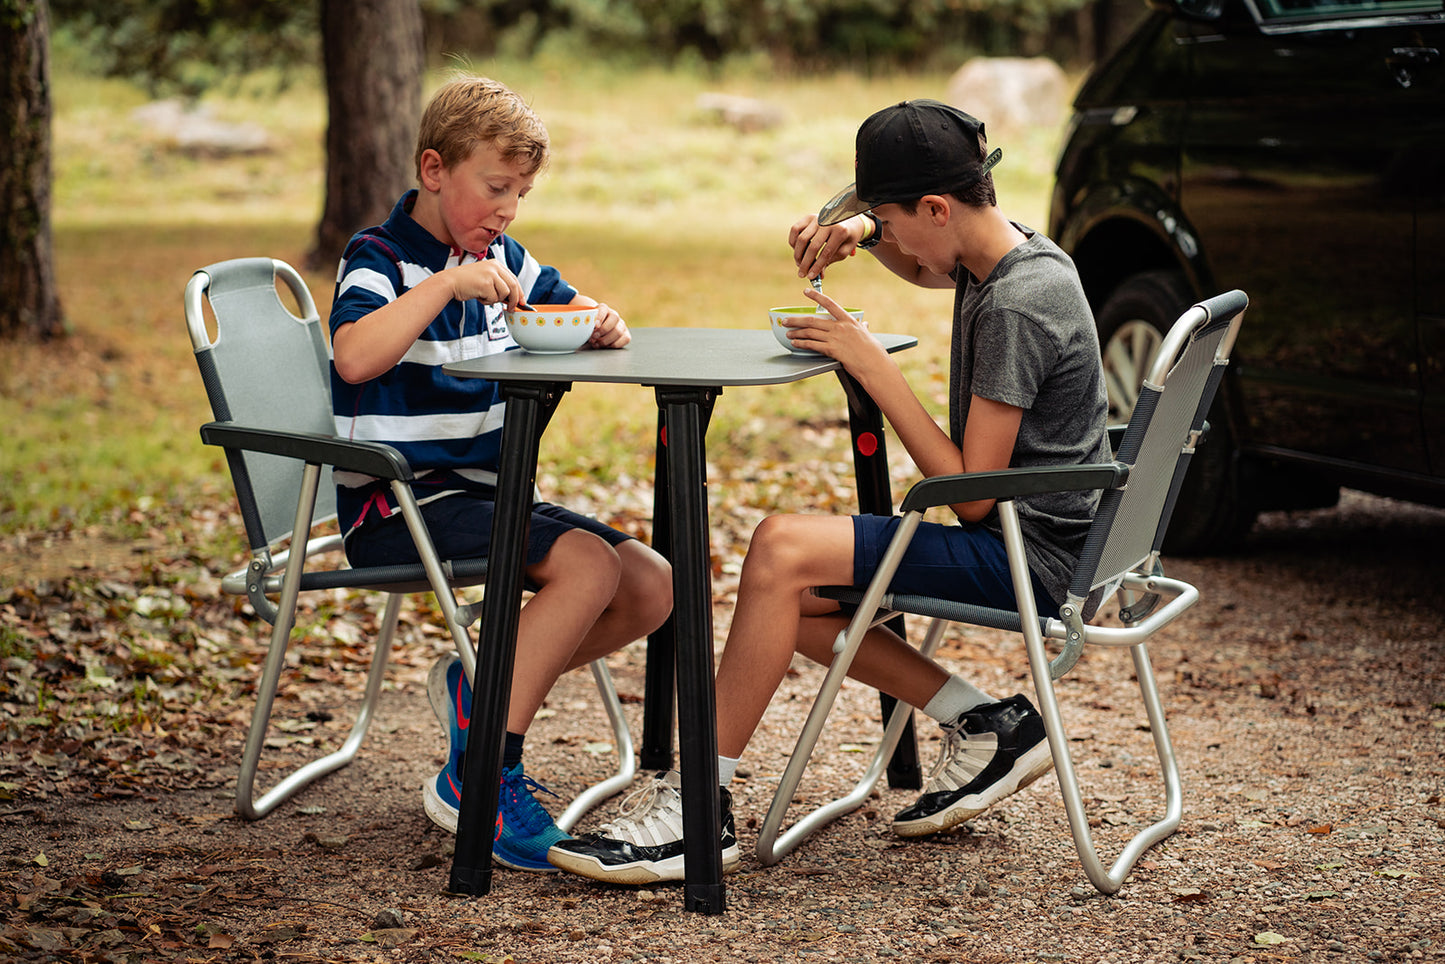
420, 656, 571, 871
494, 763, 571, 872
422, 655, 468, 833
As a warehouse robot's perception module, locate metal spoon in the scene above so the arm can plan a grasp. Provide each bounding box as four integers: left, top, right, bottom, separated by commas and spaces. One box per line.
810, 273, 827, 312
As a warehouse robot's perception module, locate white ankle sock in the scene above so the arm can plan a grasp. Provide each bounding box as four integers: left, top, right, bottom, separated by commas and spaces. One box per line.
717, 755, 740, 787
921, 676, 993, 723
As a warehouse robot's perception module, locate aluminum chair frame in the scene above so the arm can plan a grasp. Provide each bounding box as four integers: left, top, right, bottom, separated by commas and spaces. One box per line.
756, 290, 1248, 894
184, 257, 633, 827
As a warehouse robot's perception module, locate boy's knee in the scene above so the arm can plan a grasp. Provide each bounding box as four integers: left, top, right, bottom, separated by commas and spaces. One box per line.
746, 515, 808, 572
540, 530, 623, 593
618, 543, 673, 625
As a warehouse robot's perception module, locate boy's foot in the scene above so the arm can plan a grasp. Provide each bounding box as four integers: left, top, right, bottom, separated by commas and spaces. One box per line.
422, 655, 468, 833
493, 763, 572, 872
420, 656, 570, 871
546, 771, 740, 884
892, 694, 1054, 837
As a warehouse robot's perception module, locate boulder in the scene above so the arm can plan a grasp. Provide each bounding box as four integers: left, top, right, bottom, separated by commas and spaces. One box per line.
132, 99, 273, 157
695, 92, 785, 133
945, 57, 1069, 131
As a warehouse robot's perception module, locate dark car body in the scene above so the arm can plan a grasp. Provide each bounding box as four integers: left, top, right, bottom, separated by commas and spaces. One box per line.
1049, 0, 1445, 551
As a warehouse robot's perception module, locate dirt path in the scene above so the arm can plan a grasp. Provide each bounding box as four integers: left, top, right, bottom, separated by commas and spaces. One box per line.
4, 491, 1443, 962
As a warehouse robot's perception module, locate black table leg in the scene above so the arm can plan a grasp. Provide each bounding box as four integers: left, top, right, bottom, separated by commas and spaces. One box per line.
655, 386, 725, 915
449, 381, 564, 895
639, 410, 676, 773
836, 370, 922, 791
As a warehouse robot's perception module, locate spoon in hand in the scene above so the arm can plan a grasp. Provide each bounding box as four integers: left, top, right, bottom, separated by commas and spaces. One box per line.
810, 273, 827, 312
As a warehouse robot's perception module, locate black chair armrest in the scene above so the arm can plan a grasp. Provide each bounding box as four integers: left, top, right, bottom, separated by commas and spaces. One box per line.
200, 422, 415, 481
899, 463, 1128, 514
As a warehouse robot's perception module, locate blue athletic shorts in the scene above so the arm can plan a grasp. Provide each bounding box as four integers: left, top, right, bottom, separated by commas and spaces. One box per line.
343, 490, 633, 570
851, 514, 1060, 618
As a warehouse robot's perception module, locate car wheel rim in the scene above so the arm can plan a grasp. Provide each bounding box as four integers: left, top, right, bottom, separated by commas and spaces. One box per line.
1102, 320, 1163, 422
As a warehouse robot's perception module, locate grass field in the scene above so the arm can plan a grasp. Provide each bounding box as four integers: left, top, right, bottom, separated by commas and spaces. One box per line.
2, 53, 1069, 543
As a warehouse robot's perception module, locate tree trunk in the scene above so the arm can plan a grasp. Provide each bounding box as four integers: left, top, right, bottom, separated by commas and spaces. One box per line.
1, 0, 62, 341
308, 0, 424, 271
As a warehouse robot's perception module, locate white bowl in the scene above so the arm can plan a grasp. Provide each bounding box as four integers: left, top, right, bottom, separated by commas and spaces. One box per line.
768, 306, 864, 355
505, 305, 598, 353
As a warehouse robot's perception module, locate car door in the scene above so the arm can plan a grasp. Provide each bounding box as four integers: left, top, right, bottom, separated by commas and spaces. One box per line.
1417, 47, 1445, 474
1179, 0, 1441, 476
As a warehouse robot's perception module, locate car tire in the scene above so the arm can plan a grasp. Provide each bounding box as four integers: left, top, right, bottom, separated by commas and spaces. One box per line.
1096, 270, 1255, 554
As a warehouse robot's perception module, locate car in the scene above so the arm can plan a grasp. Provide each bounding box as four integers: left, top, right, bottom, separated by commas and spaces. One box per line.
1048, 0, 1445, 553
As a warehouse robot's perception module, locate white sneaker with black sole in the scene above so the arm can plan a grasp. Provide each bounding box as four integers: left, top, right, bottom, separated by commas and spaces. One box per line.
892, 693, 1054, 837
547, 770, 740, 884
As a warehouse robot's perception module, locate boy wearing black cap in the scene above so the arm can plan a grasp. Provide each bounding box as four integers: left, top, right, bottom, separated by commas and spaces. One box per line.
548, 100, 1110, 884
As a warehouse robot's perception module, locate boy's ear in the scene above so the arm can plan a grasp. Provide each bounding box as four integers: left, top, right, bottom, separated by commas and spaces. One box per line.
418, 149, 445, 192
920, 194, 952, 225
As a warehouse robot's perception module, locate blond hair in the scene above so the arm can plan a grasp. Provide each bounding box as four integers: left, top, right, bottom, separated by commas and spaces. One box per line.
414, 75, 549, 180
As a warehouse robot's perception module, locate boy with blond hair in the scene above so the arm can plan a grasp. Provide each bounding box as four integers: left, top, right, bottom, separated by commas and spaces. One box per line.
328, 75, 672, 872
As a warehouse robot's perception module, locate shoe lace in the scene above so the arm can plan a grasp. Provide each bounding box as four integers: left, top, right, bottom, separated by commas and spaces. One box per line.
598, 775, 681, 842
923, 718, 995, 794
499, 770, 560, 835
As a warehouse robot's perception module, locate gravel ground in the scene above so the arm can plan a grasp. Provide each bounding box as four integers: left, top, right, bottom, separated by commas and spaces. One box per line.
7, 491, 1444, 963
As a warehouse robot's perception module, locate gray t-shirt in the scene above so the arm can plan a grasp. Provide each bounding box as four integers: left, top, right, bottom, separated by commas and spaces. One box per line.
949, 225, 1110, 606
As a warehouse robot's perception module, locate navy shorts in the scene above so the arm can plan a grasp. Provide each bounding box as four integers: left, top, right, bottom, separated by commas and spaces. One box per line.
344, 490, 633, 570
851, 514, 1060, 618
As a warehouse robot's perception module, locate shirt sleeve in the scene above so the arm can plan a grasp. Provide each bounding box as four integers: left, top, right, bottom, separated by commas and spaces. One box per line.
330, 237, 403, 338
970, 307, 1061, 411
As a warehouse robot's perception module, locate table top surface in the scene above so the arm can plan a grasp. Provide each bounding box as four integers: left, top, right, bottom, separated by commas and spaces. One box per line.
443, 327, 917, 387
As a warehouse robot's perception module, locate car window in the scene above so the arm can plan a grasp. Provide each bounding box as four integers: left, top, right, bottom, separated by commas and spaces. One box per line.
1252, 0, 1442, 25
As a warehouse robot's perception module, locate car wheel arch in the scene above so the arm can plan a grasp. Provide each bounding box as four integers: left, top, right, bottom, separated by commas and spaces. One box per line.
1056, 189, 1212, 310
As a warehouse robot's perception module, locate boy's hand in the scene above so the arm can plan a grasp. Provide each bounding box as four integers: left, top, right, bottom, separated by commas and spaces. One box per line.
588, 303, 630, 349
789, 288, 881, 369
789, 214, 869, 281
448, 260, 527, 308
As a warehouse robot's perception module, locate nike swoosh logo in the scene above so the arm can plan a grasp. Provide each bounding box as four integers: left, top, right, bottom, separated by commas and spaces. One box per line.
453, 669, 470, 730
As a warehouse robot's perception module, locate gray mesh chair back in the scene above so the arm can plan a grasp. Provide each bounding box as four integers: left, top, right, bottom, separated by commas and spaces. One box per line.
184, 257, 634, 826
187, 257, 336, 548
1069, 297, 1240, 610
756, 290, 1248, 896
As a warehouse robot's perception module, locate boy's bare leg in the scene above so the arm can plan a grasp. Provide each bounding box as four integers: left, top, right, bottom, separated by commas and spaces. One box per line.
713, 514, 950, 759
504, 535, 670, 734
507, 531, 618, 733
564, 539, 672, 671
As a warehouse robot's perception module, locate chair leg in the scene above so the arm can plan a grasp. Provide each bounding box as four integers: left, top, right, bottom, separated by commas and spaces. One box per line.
757, 614, 948, 866
235, 582, 400, 820
556, 659, 638, 832
1002, 501, 1182, 894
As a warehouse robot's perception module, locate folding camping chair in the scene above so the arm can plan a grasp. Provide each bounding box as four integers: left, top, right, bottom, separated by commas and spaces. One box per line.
183, 256, 634, 826
755, 290, 1248, 895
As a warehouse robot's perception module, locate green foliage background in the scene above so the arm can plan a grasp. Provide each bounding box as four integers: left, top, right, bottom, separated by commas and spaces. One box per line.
52, 0, 1095, 98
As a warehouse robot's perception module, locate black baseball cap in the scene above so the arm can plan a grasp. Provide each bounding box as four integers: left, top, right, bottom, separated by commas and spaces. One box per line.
818, 99, 1002, 225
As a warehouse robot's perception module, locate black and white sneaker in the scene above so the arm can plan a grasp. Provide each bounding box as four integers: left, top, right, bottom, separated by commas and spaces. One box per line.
892, 693, 1054, 837
547, 770, 740, 884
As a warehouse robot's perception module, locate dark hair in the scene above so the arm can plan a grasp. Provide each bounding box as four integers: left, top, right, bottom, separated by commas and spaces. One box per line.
895, 129, 997, 212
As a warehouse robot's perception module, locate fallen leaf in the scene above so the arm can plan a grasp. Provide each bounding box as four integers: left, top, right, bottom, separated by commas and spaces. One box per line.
1306, 823, 1333, 834
1255, 932, 1291, 946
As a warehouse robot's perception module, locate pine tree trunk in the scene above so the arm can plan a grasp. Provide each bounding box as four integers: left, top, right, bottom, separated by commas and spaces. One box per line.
308, 0, 424, 271
1, 0, 62, 341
